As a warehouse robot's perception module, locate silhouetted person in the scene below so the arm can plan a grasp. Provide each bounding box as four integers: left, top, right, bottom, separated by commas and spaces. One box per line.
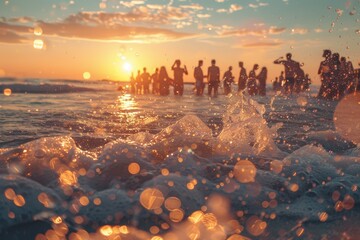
345, 59, 355, 94
339, 57, 348, 98
172, 59, 188, 96
273, 77, 280, 92
130, 72, 136, 94
274, 53, 299, 94
238, 61, 247, 92
194, 60, 205, 96
247, 64, 259, 96
303, 74, 311, 91
294, 64, 305, 93
223, 66, 235, 95
330, 53, 341, 99
135, 70, 142, 94
159, 66, 171, 96
141, 67, 151, 94
207, 59, 220, 97
151, 68, 159, 94
257, 67, 267, 96
317, 49, 332, 99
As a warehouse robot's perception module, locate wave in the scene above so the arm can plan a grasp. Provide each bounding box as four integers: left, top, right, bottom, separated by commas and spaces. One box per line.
0, 96, 359, 239
0, 84, 99, 94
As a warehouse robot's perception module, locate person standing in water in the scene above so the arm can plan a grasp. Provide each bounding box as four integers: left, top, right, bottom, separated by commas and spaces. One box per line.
135, 70, 142, 94
207, 59, 220, 97
129, 72, 136, 94
274, 53, 299, 94
159, 66, 171, 96
151, 68, 159, 95
257, 67, 267, 96
317, 49, 332, 99
194, 60, 205, 96
141, 67, 151, 94
247, 64, 259, 96
238, 61, 247, 92
223, 66, 235, 95
171, 59, 188, 96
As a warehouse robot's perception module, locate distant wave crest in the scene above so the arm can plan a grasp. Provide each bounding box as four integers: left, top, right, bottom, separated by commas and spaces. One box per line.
0, 84, 97, 94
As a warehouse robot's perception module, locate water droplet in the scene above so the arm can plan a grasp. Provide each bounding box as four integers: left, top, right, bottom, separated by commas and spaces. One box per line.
128, 162, 140, 174
99, 225, 113, 236
140, 188, 164, 210
233, 160, 257, 183
3, 88, 12, 96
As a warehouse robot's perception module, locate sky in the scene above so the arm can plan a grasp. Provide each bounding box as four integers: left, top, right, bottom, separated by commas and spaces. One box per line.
0, 0, 359, 84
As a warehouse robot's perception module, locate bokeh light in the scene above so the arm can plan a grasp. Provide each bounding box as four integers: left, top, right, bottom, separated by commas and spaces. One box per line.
233, 160, 257, 183
140, 188, 165, 210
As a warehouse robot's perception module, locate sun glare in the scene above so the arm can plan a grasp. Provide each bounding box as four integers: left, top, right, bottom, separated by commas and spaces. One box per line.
122, 62, 132, 73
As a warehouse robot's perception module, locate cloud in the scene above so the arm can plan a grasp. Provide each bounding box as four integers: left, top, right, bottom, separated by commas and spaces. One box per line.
249, 2, 269, 9
216, 9, 227, 13
180, 3, 204, 10
120, 0, 145, 8
0, 16, 196, 44
0, 29, 29, 43
64, 7, 190, 25
7, 17, 34, 23
314, 28, 324, 33
241, 41, 283, 48
230, 4, 243, 12
197, 14, 211, 18
291, 28, 308, 34
221, 26, 286, 37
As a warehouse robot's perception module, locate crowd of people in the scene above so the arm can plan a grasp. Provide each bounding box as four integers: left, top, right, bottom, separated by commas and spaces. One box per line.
317, 49, 359, 100
128, 51, 359, 99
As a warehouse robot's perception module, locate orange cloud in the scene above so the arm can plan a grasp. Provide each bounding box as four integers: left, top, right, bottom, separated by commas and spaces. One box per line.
0, 29, 29, 43
241, 41, 283, 48
0, 17, 196, 44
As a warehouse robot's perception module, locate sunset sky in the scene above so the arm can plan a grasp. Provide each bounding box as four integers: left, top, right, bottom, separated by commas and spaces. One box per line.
0, 0, 359, 84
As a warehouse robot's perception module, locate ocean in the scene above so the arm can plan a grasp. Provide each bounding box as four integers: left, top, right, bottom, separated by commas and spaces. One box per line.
0, 78, 359, 239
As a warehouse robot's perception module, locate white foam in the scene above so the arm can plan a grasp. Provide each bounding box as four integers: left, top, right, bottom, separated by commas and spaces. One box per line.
216, 95, 286, 158
0, 174, 61, 232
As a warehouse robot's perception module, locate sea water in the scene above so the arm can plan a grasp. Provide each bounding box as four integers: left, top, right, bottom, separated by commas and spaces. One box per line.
0, 78, 359, 239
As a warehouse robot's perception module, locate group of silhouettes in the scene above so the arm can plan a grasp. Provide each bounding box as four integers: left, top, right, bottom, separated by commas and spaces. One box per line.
128, 52, 359, 99
130, 59, 276, 97
317, 49, 359, 100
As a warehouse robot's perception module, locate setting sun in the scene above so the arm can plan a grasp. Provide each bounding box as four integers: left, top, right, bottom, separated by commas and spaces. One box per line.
122, 62, 132, 73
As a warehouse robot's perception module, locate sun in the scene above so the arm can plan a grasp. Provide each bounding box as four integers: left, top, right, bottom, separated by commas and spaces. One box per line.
122, 62, 132, 73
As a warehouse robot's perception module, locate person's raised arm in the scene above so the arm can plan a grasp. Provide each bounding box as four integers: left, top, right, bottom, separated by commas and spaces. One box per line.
274, 57, 284, 64
171, 61, 176, 70
184, 65, 188, 75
